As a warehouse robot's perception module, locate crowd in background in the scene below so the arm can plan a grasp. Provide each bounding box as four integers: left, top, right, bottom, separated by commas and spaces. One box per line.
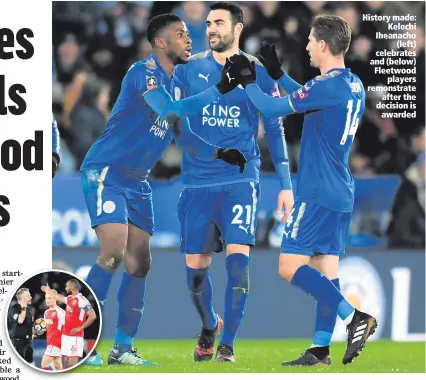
52, 1, 425, 248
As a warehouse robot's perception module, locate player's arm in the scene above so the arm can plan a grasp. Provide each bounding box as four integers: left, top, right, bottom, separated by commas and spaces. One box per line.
79, 308, 97, 331
257, 41, 302, 93
70, 302, 96, 335
171, 117, 247, 173
52, 113, 60, 178
246, 77, 339, 118
258, 70, 294, 221
259, 75, 292, 191
140, 60, 236, 123
41, 285, 66, 303
144, 84, 220, 122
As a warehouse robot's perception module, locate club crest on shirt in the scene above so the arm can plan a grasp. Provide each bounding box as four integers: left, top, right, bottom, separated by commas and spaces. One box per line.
293, 86, 309, 101
174, 86, 181, 100
146, 76, 158, 90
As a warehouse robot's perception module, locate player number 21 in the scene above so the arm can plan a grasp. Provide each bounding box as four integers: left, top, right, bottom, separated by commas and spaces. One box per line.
231, 204, 252, 225
340, 99, 361, 145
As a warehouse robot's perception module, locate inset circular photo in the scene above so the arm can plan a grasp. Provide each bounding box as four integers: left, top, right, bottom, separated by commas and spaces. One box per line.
6, 270, 102, 373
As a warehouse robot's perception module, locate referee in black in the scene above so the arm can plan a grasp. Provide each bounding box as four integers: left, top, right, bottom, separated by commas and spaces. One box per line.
7, 288, 34, 363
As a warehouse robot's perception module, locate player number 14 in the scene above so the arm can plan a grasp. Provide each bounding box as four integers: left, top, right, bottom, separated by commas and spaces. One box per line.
340, 99, 361, 145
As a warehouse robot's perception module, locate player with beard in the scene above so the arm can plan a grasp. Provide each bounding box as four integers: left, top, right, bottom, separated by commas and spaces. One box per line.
173, 2, 293, 363
42, 280, 97, 369
80, 13, 246, 367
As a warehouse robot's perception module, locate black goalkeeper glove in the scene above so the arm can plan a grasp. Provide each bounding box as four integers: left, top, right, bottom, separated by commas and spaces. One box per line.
215, 148, 247, 173
227, 54, 256, 88
258, 41, 284, 81
52, 153, 59, 178
215, 58, 240, 94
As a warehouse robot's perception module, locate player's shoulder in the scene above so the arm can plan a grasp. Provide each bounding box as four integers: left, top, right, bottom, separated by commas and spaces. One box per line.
78, 294, 89, 303
308, 70, 349, 94
127, 57, 160, 78
241, 52, 263, 67
10, 303, 19, 312
174, 50, 211, 79
188, 50, 212, 62
312, 70, 344, 86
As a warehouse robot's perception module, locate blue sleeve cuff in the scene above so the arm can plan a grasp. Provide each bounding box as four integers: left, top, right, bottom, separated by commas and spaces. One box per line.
277, 74, 303, 94
276, 163, 292, 190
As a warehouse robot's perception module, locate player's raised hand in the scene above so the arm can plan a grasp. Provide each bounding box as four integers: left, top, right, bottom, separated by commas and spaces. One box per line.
215, 148, 247, 173
258, 41, 284, 81
227, 54, 256, 88
215, 58, 240, 94
276, 189, 294, 223
41, 284, 50, 293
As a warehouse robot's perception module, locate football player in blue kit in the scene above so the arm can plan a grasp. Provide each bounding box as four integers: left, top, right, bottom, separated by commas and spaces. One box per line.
227, 14, 378, 366
52, 114, 60, 178
173, 2, 294, 363
80, 13, 246, 367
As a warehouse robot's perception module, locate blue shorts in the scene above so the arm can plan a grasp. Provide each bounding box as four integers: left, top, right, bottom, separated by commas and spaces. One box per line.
81, 166, 154, 234
178, 182, 261, 254
280, 201, 352, 257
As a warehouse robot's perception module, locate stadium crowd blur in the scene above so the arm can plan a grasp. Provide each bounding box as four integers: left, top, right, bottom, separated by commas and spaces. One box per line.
52, 1, 425, 248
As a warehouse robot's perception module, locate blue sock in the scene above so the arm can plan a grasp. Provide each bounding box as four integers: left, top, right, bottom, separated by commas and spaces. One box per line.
86, 263, 113, 312
220, 254, 250, 348
187, 266, 217, 330
292, 266, 354, 321
114, 272, 147, 352
313, 278, 340, 346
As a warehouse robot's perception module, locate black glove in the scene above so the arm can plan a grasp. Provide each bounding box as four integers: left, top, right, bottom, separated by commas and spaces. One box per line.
258, 41, 284, 80
52, 153, 59, 178
215, 148, 247, 173
215, 58, 240, 94
227, 54, 256, 88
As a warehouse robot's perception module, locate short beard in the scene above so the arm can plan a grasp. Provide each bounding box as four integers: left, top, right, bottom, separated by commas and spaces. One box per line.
209, 27, 235, 53
163, 39, 187, 65
167, 49, 187, 65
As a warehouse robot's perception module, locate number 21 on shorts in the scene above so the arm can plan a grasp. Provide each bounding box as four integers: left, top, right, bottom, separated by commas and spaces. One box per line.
232, 204, 252, 225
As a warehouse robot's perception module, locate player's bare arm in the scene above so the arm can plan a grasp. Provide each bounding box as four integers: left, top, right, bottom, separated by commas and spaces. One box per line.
41, 285, 66, 303
70, 308, 96, 335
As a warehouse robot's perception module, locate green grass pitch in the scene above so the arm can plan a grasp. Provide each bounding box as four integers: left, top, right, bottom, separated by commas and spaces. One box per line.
73, 339, 425, 373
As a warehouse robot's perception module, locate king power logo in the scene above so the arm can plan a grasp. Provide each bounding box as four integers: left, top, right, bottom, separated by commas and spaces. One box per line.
202, 104, 241, 128
149, 115, 170, 139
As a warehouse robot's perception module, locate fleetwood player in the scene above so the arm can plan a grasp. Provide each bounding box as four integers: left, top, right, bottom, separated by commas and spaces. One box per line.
42, 280, 97, 368
41, 290, 65, 371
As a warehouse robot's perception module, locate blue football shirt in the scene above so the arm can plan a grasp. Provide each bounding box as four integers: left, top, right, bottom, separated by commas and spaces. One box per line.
288, 68, 366, 212
81, 54, 174, 177
173, 50, 289, 187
